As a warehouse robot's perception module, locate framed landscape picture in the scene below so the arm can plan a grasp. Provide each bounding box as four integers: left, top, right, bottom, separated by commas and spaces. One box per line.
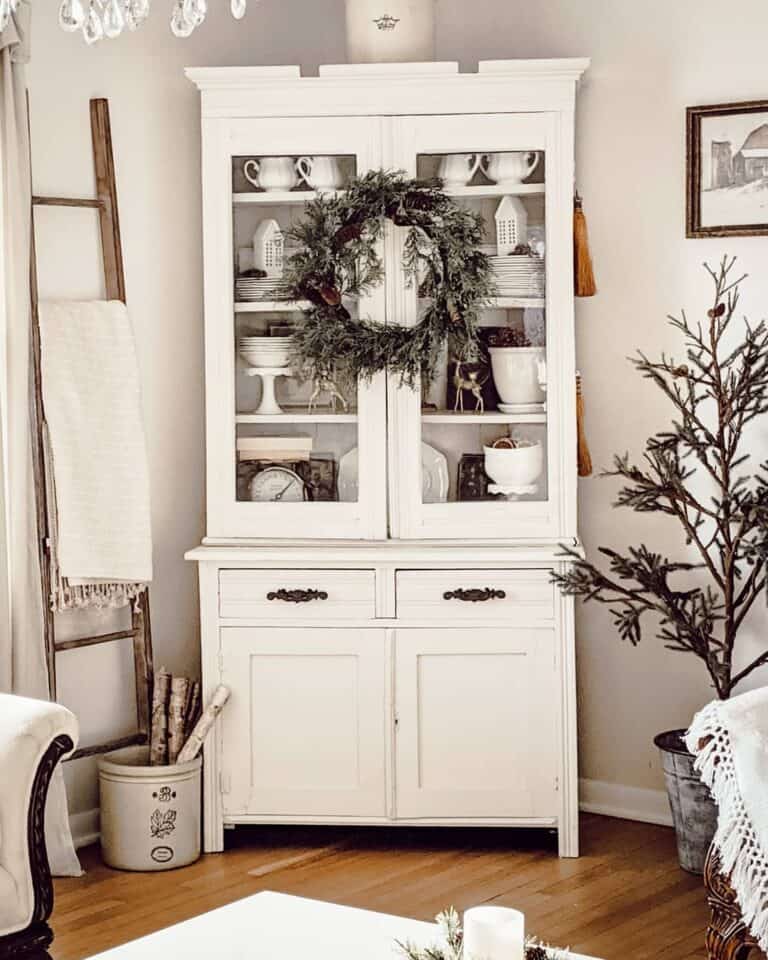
687, 99, 768, 237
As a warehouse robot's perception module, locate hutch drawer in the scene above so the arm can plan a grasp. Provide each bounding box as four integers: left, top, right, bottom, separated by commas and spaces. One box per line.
395, 569, 555, 621
218, 569, 376, 620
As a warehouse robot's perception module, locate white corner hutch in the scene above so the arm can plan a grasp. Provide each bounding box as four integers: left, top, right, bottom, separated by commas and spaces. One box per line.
186, 59, 588, 857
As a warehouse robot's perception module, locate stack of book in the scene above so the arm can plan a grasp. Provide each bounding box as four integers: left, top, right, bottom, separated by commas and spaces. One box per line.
237, 435, 313, 462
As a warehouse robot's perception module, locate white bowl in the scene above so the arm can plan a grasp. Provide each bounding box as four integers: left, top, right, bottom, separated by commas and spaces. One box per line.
239, 336, 294, 367
240, 349, 292, 367
483, 441, 543, 493
239, 336, 294, 343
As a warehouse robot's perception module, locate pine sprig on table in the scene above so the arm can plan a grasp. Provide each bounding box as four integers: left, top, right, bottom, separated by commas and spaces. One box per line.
396, 907, 574, 960
282, 170, 495, 387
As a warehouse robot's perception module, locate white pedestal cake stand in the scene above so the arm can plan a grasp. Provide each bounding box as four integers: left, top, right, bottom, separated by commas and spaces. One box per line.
244, 365, 290, 415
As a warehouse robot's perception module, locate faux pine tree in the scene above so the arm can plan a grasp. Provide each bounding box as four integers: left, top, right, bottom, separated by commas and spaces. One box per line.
554, 258, 768, 700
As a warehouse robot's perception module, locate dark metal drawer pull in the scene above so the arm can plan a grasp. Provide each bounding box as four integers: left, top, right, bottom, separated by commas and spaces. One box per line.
443, 587, 506, 602
267, 588, 329, 603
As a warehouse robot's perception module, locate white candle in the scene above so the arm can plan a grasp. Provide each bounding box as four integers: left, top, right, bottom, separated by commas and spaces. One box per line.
462, 906, 525, 960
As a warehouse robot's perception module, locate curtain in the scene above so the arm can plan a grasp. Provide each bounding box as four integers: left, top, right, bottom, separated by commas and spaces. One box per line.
0, 1, 80, 876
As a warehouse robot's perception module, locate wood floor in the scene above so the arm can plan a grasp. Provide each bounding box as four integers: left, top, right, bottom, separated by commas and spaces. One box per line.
51, 815, 711, 959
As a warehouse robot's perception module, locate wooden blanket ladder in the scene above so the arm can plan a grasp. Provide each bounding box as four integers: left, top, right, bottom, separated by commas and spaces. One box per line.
29, 97, 154, 761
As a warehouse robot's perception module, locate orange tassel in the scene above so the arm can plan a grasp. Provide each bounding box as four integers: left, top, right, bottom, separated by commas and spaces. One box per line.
573, 192, 597, 298
576, 372, 593, 477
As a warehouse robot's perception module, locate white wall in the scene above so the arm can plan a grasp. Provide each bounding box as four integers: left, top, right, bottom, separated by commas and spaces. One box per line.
28, 0, 768, 822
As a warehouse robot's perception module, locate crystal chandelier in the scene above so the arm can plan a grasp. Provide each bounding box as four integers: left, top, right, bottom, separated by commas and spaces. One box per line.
58, 0, 249, 44
0, 0, 20, 32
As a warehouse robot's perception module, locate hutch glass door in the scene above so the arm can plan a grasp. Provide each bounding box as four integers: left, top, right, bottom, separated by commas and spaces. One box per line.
388, 113, 575, 540
203, 116, 387, 539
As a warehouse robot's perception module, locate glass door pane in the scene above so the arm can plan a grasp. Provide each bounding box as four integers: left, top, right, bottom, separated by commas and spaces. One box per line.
389, 114, 568, 540
231, 156, 360, 506
203, 117, 386, 539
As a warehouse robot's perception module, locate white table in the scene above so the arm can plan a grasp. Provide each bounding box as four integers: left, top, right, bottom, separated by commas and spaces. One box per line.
87, 891, 598, 959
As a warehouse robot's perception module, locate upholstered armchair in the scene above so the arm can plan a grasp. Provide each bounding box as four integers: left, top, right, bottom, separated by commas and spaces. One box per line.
0, 694, 78, 959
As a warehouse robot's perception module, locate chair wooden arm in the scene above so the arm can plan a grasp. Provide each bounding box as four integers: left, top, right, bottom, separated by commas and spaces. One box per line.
704, 844, 764, 959
0, 732, 75, 960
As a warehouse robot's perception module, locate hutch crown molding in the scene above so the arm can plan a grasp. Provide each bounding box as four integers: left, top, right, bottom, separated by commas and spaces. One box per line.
186, 58, 588, 857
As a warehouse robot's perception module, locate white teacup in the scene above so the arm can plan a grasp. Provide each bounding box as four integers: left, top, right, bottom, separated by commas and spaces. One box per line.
296, 156, 343, 191
438, 153, 483, 188
243, 157, 301, 193
484, 151, 541, 186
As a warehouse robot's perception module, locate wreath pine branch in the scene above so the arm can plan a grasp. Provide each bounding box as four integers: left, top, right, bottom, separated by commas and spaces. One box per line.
283, 170, 495, 387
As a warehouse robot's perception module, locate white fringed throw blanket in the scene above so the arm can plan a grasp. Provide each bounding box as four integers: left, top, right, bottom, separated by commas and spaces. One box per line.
687, 688, 768, 953
38, 300, 153, 610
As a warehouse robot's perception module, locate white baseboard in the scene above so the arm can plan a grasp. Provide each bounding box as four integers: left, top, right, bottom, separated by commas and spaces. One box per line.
579, 777, 673, 827
69, 807, 100, 849
69, 785, 671, 850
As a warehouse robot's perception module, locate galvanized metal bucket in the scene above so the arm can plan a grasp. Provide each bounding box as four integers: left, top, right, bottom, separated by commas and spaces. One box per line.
655, 729, 717, 874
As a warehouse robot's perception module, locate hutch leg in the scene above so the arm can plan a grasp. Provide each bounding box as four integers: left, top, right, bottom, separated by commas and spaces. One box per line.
558, 587, 579, 858
202, 745, 224, 854
558, 813, 579, 858
198, 562, 225, 853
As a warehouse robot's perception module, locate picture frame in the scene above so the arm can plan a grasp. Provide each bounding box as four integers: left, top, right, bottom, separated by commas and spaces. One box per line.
457, 454, 501, 502
295, 457, 338, 502
687, 99, 768, 237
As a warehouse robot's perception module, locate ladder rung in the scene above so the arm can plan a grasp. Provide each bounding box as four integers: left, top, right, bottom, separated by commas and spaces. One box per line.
68, 731, 147, 761
55, 628, 136, 652
32, 195, 104, 209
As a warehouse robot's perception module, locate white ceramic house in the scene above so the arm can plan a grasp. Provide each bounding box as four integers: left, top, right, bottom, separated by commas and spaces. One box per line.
495, 195, 528, 255
253, 218, 284, 277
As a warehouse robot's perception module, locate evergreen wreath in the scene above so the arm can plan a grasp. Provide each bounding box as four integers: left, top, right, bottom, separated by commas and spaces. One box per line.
398, 907, 573, 960
283, 170, 495, 388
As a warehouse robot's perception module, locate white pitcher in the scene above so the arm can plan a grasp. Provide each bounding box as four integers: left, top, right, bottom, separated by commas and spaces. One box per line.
296, 156, 344, 191
485, 151, 541, 187
243, 157, 300, 193
489, 346, 546, 405
437, 153, 483, 188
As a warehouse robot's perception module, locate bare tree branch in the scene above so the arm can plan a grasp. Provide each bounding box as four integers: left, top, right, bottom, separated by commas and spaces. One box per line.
555, 258, 768, 699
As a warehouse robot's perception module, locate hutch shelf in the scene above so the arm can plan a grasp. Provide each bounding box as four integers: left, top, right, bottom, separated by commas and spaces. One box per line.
186, 58, 588, 857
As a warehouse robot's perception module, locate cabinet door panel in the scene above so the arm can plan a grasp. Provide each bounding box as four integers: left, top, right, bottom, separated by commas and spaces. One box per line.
387, 112, 576, 541
203, 115, 387, 540
394, 628, 558, 818
221, 627, 386, 817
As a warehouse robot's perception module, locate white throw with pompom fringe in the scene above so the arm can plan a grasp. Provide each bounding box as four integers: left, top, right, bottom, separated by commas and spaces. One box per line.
38, 300, 152, 610
687, 688, 768, 953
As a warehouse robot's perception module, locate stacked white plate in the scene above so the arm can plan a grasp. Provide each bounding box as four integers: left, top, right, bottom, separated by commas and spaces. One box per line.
239, 336, 294, 368
490, 255, 545, 297
235, 276, 291, 302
